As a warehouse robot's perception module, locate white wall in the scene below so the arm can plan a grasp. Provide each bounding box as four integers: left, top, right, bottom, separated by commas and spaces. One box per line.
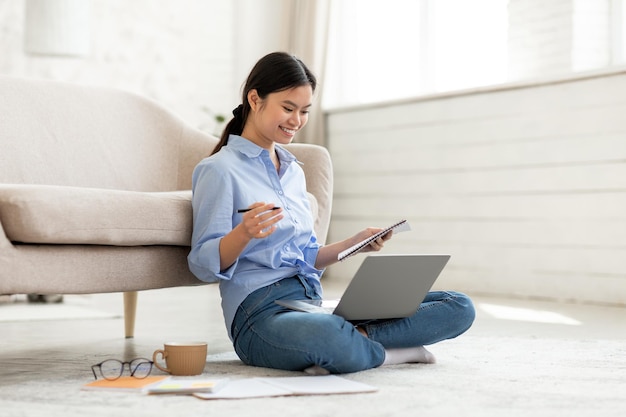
325, 69, 626, 306
232, 0, 290, 92
0, 0, 289, 134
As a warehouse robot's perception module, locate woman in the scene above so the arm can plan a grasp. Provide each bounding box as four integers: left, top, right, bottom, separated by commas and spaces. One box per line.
188, 52, 475, 374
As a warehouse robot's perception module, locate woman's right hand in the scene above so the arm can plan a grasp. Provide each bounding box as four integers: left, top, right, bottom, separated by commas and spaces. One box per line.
219, 202, 283, 271
238, 202, 283, 240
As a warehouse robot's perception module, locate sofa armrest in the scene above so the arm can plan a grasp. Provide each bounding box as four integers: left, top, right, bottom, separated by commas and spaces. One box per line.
176, 125, 218, 190
0, 218, 11, 249
283, 143, 334, 245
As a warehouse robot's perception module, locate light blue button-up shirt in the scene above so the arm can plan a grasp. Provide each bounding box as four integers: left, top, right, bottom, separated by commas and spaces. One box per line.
187, 135, 324, 340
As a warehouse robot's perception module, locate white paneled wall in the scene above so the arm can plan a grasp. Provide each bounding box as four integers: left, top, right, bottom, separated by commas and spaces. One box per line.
325, 69, 626, 306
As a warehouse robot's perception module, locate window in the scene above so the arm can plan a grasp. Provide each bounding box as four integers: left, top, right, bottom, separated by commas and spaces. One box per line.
612, 0, 626, 64
323, 0, 509, 109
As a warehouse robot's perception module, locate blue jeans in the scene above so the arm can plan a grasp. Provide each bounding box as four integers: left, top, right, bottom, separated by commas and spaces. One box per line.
231, 276, 475, 374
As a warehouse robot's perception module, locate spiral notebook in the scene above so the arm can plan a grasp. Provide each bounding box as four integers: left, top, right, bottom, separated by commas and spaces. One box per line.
338, 219, 411, 261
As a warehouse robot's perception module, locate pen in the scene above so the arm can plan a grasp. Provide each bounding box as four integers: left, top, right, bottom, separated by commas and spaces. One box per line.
237, 207, 281, 213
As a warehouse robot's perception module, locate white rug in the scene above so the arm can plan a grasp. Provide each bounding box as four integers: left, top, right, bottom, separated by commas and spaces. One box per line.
0, 297, 119, 322
1, 335, 624, 417
1, 286, 624, 416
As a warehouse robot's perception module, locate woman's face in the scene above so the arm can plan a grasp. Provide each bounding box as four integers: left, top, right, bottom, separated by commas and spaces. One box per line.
244, 85, 313, 148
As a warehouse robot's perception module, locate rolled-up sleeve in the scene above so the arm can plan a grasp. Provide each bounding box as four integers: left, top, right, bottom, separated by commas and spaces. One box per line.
187, 160, 237, 283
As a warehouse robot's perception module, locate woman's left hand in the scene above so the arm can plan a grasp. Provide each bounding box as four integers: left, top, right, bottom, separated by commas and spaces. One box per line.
356, 227, 393, 253
314, 226, 393, 270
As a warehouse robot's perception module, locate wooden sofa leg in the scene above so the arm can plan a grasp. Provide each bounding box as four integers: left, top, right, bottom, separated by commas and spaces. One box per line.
123, 291, 138, 339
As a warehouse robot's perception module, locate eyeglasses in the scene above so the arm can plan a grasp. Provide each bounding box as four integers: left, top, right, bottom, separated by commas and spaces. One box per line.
91, 358, 154, 381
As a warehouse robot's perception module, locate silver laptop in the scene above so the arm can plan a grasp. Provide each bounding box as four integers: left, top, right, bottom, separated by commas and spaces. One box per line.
275, 254, 450, 321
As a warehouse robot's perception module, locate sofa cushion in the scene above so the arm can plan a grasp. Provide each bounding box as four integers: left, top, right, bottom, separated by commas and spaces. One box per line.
0, 184, 319, 246
0, 185, 193, 246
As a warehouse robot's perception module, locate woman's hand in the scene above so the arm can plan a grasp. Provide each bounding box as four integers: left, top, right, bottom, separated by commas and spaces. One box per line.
314, 226, 394, 269
353, 227, 393, 253
238, 202, 283, 239
219, 202, 282, 271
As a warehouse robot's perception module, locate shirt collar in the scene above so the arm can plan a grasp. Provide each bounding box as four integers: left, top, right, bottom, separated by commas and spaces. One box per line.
228, 135, 300, 165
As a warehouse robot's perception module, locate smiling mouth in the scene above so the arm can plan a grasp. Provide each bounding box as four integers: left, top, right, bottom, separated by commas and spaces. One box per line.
280, 126, 297, 135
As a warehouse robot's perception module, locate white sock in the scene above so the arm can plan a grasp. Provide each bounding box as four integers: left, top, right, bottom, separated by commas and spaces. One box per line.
382, 346, 437, 366
304, 365, 331, 375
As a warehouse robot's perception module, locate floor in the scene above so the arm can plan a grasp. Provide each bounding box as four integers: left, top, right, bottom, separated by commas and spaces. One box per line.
1, 281, 625, 416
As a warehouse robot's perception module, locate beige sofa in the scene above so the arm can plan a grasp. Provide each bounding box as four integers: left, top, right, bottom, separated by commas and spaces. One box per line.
0, 75, 333, 337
